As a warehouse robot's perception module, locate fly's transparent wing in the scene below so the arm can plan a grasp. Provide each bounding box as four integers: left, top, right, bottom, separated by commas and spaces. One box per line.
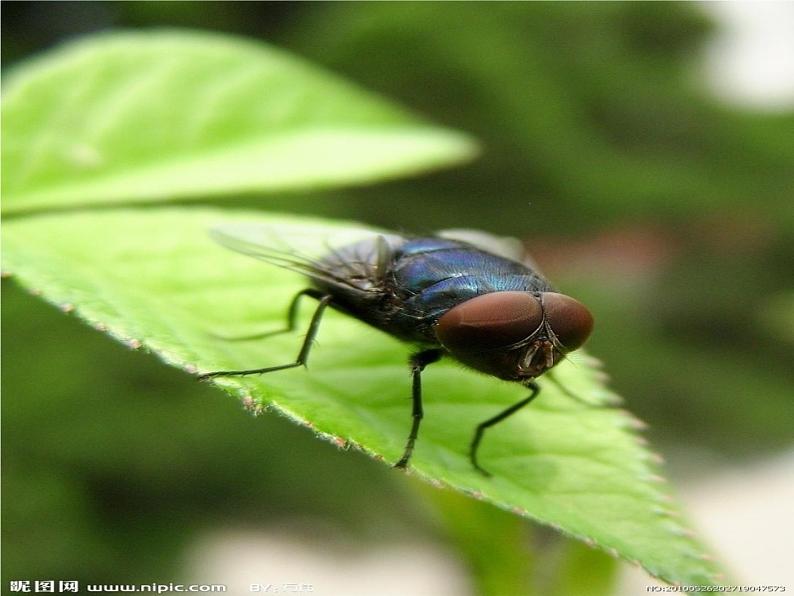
438, 228, 547, 277
209, 222, 402, 292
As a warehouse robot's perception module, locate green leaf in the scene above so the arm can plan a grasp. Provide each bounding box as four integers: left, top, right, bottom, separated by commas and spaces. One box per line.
423, 485, 537, 596
3, 208, 720, 587
1, 31, 476, 214
421, 482, 619, 596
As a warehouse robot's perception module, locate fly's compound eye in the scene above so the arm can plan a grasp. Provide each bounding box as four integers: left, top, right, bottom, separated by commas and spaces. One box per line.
541, 292, 594, 352
435, 291, 544, 353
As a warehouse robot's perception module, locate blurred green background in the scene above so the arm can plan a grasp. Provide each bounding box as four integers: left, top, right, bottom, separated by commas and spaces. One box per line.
3, 2, 793, 592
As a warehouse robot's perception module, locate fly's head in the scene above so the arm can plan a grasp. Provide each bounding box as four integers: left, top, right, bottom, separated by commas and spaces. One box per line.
434, 291, 594, 383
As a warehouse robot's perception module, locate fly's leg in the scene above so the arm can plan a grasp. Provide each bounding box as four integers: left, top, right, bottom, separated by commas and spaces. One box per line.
469, 380, 541, 476
394, 349, 443, 470
545, 371, 612, 407
211, 289, 324, 341
198, 293, 333, 380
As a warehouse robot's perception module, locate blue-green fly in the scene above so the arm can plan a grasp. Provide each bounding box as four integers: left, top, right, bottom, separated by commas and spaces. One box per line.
200, 228, 594, 475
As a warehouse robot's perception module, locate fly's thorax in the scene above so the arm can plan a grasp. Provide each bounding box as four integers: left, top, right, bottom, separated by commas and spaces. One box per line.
434, 291, 593, 381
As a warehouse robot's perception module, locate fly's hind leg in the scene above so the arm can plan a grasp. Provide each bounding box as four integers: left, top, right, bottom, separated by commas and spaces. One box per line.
394, 349, 443, 470
198, 291, 332, 380
211, 288, 324, 341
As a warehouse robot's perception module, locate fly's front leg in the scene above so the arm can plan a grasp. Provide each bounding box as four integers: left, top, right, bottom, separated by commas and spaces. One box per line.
470, 380, 541, 476
394, 349, 443, 470
199, 292, 333, 380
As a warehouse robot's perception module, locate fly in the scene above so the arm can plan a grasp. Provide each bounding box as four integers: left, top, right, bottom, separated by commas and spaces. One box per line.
199, 226, 594, 475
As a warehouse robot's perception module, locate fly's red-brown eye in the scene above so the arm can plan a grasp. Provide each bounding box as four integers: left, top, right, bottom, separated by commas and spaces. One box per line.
435, 291, 544, 352
541, 292, 594, 352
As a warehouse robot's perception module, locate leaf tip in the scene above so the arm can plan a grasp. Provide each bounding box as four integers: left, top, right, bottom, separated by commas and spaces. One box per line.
646, 473, 668, 485
621, 410, 649, 430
